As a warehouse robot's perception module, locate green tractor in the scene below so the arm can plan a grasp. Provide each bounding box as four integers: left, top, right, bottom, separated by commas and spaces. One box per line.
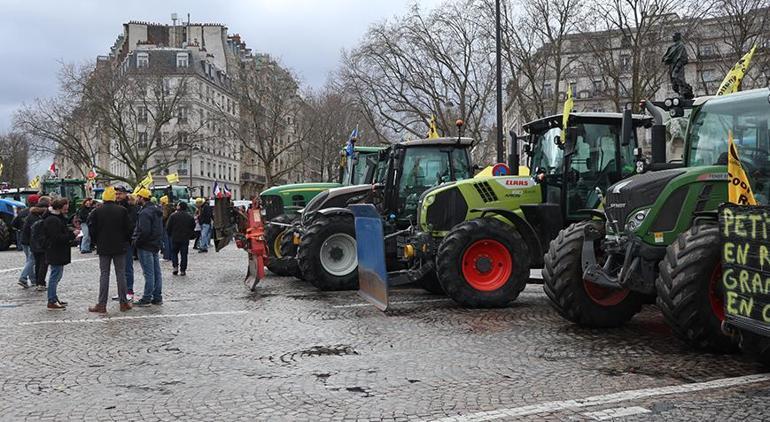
294, 136, 476, 291
543, 88, 770, 352
262, 145, 384, 276
358, 112, 652, 310
41, 178, 87, 217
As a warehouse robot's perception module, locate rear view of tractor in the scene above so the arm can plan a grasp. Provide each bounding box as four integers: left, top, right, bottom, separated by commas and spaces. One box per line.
262, 146, 383, 277
543, 88, 770, 352
42, 178, 87, 217
360, 112, 650, 310
296, 136, 475, 291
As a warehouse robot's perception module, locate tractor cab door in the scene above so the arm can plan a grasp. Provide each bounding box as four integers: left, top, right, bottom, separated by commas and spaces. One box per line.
563, 122, 635, 222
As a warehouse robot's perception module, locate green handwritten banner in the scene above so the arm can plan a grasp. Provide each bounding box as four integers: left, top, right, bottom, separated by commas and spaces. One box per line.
720, 204, 770, 327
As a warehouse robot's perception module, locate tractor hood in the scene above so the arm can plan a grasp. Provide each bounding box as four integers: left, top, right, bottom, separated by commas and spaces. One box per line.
301, 184, 373, 226
604, 168, 685, 231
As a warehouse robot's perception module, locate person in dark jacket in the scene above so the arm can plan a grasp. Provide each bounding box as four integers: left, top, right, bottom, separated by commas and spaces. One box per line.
166, 201, 195, 276
132, 188, 164, 306
43, 198, 78, 310
87, 187, 133, 313
116, 186, 139, 300
198, 199, 213, 253
78, 198, 94, 254
13, 194, 39, 288
24, 196, 51, 291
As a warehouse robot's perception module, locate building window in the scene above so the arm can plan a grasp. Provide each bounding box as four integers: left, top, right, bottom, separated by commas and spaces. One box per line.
701, 68, 719, 82
620, 55, 631, 72
177, 107, 188, 124
699, 44, 717, 58
137, 106, 148, 124
176, 52, 189, 68
543, 83, 553, 99
207, 161, 211, 177
200, 160, 204, 176
137, 52, 149, 68
592, 80, 603, 96
138, 132, 148, 148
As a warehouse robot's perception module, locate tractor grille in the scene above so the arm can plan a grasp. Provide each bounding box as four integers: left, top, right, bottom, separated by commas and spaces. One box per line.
425, 187, 468, 231
473, 181, 498, 203
604, 169, 684, 233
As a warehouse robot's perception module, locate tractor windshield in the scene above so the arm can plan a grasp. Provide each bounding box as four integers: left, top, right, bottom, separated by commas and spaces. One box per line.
687, 92, 770, 203
344, 151, 379, 185
531, 127, 564, 175
398, 146, 471, 218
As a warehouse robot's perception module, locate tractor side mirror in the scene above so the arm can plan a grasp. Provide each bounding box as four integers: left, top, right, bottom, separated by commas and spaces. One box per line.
472, 164, 483, 173
621, 109, 633, 147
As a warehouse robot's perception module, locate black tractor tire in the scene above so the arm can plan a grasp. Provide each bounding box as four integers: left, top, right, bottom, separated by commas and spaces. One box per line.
298, 213, 358, 291
0, 219, 11, 251
740, 332, 770, 366
436, 218, 529, 308
417, 270, 444, 295
278, 227, 302, 279
656, 224, 737, 352
543, 220, 644, 327
265, 215, 298, 277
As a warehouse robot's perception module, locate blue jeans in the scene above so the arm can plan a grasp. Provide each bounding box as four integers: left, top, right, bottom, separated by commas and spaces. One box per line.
125, 245, 135, 291
20, 244, 36, 282
162, 230, 172, 260
199, 223, 211, 251
138, 249, 162, 301
47, 265, 63, 303
80, 223, 91, 252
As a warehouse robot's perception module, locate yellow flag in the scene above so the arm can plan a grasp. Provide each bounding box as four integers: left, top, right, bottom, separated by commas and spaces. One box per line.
133, 171, 153, 194
560, 85, 574, 143
29, 176, 40, 189
717, 45, 757, 96
0, 162, 3, 177
166, 173, 180, 184
427, 115, 440, 139
727, 131, 757, 205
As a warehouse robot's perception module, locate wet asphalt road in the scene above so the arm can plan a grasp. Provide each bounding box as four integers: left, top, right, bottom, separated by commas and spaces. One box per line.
1, 246, 768, 421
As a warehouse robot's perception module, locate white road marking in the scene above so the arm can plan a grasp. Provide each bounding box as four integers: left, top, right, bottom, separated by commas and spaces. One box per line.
0, 257, 98, 274
18, 310, 249, 326
332, 298, 453, 308
429, 373, 770, 422
583, 406, 651, 420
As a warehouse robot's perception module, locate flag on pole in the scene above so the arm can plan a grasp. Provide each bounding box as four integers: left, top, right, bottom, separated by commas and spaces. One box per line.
717, 45, 757, 96
224, 184, 233, 198
213, 181, 225, 199
87, 167, 97, 181
345, 126, 359, 156
29, 176, 40, 189
560, 85, 574, 144
166, 172, 180, 184
427, 115, 440, 139
49, 161, 58, 177
727, 131, 757, 205
0, 162, 3, 177
133, 171, 153, 194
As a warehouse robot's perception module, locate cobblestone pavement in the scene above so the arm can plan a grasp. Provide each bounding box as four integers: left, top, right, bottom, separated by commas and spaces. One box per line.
1, 246, 768, 421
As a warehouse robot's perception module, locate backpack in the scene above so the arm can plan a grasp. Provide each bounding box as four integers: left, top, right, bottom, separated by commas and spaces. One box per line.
30, 219, 49, 253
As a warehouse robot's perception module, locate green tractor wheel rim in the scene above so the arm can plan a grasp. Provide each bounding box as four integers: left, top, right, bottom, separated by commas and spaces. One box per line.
320, 233, 357, 276
273, 230, 287, 258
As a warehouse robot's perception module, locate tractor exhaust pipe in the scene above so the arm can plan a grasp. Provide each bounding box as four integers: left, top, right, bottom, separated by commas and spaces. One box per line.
642, 100, 667, 165
508, 130, 520, 176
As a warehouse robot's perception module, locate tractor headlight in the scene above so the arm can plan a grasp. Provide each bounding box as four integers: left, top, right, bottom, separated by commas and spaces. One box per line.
625, 208, 650, 232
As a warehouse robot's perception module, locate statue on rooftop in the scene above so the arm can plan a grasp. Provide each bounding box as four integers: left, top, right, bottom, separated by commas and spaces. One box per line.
662, 32, 694, 99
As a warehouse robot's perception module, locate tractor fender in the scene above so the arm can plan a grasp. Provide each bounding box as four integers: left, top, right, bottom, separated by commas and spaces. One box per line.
470, 207, 543, 267
316, 207, 354, 218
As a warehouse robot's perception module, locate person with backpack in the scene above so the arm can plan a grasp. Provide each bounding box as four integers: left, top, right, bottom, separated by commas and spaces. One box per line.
132, 188, 164, 306
78, 198, 94, 254
13, 194, 39, 288
87, 187, 133, 313
42, 198, 78, 310
25, 196, 51, 291
166, 201, 195, 276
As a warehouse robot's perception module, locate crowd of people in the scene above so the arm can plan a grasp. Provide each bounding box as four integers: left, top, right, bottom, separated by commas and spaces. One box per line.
10, 187, 215, 312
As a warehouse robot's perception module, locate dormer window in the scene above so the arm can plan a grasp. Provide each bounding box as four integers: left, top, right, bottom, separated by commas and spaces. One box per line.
176, 52, 189, 68
137, 52, 149, 68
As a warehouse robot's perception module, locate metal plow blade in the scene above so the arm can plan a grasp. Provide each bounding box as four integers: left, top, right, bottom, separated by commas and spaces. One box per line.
349, 204, 390, 311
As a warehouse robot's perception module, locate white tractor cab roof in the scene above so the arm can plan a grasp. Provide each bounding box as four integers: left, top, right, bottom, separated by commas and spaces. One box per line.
398, 137, 474, 147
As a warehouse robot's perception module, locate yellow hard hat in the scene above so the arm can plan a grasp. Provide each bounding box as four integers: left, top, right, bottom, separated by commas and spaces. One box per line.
136, 187, 152, 199
160, 195, 169, 205
102, 186, 116, 202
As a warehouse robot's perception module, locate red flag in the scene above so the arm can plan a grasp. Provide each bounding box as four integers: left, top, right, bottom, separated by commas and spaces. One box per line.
49, 162, 58, 177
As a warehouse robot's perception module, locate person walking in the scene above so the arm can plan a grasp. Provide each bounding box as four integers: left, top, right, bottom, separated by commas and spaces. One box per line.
13, 194, 39, 288
116, 186, 138, 301
166, 201, 195, 276
197, 197, 212, 253
87, 187, 133, 313
42, 198, 78, 310
160, 195, 173, 261
25, 196, 51, 291
132, 188, 164, 306
78, 198, 94, 254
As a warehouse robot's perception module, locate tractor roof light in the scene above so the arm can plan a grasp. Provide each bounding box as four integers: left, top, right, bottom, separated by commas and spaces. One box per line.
664, 98, 673, 107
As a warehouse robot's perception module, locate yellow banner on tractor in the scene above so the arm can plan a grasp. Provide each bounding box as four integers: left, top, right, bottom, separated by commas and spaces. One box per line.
727, 131, 757, 205
560, 85, 574, 143
717, 45, 756, 96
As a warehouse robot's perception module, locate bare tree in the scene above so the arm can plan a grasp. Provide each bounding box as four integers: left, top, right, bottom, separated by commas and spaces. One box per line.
213, 56, 304, 188
0, 132, 29, 186
16, 60, 200, 186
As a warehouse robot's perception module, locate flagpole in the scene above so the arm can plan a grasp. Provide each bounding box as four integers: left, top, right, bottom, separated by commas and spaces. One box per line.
495, 0, 504, 164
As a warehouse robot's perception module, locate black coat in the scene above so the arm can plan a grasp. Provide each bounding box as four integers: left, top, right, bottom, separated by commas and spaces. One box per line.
89, 202, 132, 256
199, 203, 213, 225
78, 205, 92, 225
166, 210, 196, 243
43, 212, 75, 266
23, 207, 48, 250
133, 203, 163, 252
119, 200, 139, 234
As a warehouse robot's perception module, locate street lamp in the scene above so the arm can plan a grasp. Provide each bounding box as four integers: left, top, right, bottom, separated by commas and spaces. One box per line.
495, 0, 505, 164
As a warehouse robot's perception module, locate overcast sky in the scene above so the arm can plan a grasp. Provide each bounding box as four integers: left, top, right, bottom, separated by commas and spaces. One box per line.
0, 0, 442, 174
